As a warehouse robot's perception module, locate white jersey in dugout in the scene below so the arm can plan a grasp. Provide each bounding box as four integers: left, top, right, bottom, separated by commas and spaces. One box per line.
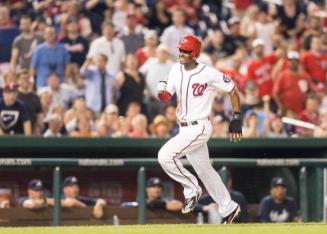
166, 63, 235, 121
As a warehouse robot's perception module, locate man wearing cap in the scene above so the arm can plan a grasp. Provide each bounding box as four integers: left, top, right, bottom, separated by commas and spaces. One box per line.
259, 177, 300, 223
224, 17, 247, 56
139, 44, 174, 120
273, 51, 315, 115
0, 82, 31, 135
19, 179, 48, 209
61, 176, 107, 219
146, 177, 183, 211
246, 38, 278, 99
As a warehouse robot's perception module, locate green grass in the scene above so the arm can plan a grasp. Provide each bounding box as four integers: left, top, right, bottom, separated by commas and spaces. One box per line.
0, 224, 326, 234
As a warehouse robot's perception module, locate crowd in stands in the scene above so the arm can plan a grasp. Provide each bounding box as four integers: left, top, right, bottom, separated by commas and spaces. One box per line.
0, 0, 326, 138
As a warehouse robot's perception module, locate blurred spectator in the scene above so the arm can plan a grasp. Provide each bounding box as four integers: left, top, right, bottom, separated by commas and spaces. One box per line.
10, 15, 43, 74
259, 177, 300, 223
39, 73, 78, 110
19, 179, 48, 209
218, 53, 246, 92
0, 83, 31, 136
119, 11, 144, 54
58, 0, 92, 39
203, 30, 228, 63
60, 18, 90, 68
43, 113, 63, 137
233, 0, 254, 18
314, 108, 327, 137
211, 114, 229, 138
224, 17, 247, 56
0, 6, 19, 78
300, 36, 327, 84
147, 0, 171, 36
32, 0, 62, 20
145, 177, 182, 211
128, 113, 148, 138
246, 39, 277, 98
38, 89, 53, 123
64, 97, 93, 133
211, 96, 229, 120
135, 30, 158, 66
80, 54, 116, 113
61, 176, 106, 219
296, 93, 320, 137
195, 169, 248, 223
254, 4, 275, 55
117, 54, 145, 115
31, 26, 71, 88
273, 0, 304, 38
149, 115, 172, 138
87, 21, 125, 76
17, 69, 43, 135
242, 111, 261, 138
160, 8, 194, 58
240, 5, 258, 38
273, 51, 313, 116
140, 44, 173, 120
241, 81, 260, 114
263, 94, 287, 138
164, 104, 179, 136
70, 114, 97, 137
82, 0, 112, 35
302, 16, 322, 51
95, 104, 120, 137
112, 0, 133, 31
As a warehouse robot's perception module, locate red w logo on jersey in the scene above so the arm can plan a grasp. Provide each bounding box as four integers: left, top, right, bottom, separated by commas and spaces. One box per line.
192, 83, 207, 96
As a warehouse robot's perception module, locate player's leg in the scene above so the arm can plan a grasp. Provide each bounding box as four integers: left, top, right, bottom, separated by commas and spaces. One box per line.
158, 125, 207, 200
186, 143, 239, 218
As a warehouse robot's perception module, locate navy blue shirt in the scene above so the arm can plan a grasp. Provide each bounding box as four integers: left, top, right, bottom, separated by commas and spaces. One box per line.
0, 99, 30, 134
259, 195, 298, 223
195, 190, 249, 223
62, 195, 96, 206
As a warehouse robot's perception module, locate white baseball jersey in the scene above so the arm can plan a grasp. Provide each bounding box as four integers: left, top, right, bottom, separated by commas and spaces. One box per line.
166, 63, 235, 121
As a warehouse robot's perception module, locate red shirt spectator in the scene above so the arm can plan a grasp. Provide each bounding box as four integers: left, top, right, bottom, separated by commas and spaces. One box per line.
296, 94, 320, 137
300, 36, 327, 83
247, 52, 276, 98
301, 51, 327, 83
273, 69, 311, 114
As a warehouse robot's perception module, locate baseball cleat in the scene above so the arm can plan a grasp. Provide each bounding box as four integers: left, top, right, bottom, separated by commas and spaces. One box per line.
221, 205, 241, 224
181, 191, 202, 214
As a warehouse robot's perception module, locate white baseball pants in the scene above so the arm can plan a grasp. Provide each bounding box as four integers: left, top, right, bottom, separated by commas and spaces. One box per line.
158, 118, 238, 217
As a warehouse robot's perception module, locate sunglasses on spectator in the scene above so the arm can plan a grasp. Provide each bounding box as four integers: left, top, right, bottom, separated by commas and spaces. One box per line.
179, 49, 192, 54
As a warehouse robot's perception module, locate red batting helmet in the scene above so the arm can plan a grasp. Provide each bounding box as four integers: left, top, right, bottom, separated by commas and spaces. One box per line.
177, 35, 201, 58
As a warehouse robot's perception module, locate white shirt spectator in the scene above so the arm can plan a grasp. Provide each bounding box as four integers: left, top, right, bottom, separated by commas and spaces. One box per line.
160, 26, 194, 58
255, 22, 275, 55
87, 36, 125, 76
140, 57, 173, 99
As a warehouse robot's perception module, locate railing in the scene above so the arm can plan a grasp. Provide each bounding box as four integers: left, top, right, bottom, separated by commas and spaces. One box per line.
0, 158, 325, 226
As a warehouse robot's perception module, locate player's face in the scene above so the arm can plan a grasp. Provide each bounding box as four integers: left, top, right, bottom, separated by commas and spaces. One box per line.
63, 184, 79, 198
178, 49, 193, 64
3, 90, 17, 106
146, 186, 162, 200
28, 189, 44, 199
271, 186, 286, 201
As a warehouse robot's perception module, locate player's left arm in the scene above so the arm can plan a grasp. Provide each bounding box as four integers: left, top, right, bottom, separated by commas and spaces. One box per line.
228, 87, 243, 142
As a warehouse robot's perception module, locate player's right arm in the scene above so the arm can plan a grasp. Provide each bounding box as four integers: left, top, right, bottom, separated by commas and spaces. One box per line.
157, 64, 177, 102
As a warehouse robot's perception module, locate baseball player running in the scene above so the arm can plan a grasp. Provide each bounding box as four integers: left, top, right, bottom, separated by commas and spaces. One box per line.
157, 35, 242, 224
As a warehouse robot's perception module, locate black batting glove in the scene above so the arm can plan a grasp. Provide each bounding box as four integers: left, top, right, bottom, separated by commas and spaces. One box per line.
229, 112, 242, 142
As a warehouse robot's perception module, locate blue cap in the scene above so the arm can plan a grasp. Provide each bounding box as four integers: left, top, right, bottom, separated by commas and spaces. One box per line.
28, 179, 44, 190
147, 177, 162, 188
63, 176, 79, 187
270, 177, 286, 188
